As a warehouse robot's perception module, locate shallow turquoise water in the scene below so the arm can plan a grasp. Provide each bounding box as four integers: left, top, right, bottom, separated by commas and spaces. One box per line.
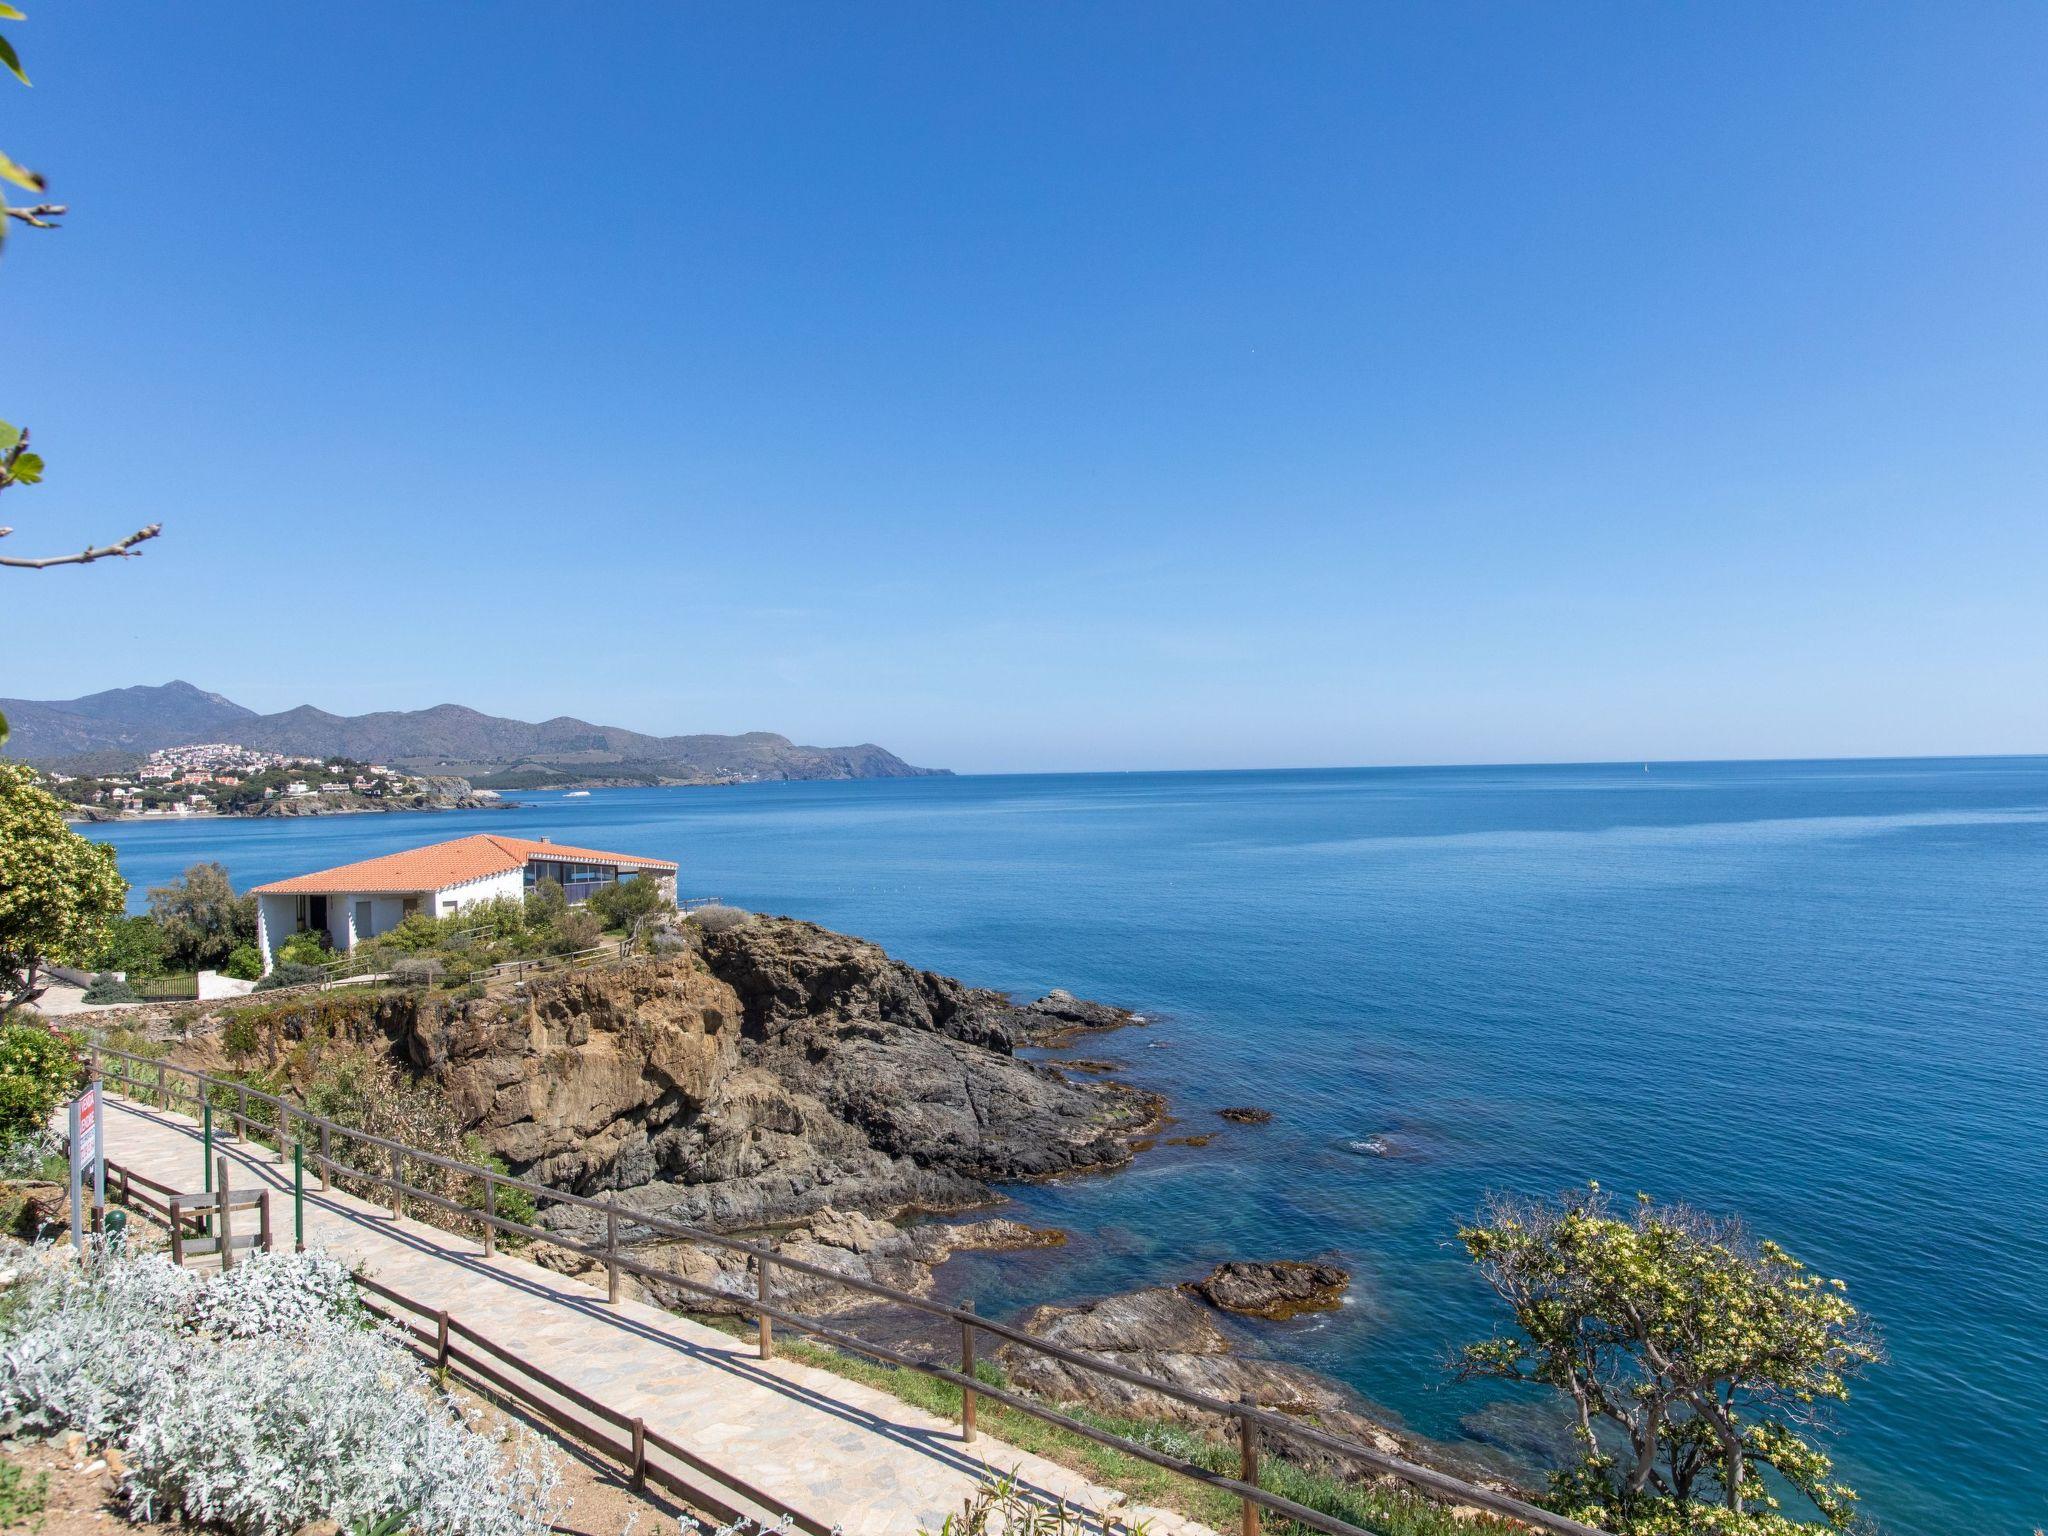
83, 760, 2048, 1535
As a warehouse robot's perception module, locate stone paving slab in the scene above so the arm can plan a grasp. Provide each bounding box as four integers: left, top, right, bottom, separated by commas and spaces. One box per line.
95, 1092, 1214, 1536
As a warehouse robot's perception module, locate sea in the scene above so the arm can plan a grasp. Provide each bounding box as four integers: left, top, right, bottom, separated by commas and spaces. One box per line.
79, 759, 2048, 1536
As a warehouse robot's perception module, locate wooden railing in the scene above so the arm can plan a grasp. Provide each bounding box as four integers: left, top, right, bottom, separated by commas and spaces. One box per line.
87, 1043, 1611, 1536
98, 1157, 820, 1534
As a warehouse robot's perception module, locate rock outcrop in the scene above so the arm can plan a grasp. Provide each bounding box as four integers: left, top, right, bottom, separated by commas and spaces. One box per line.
259, 916, 1160, 1238
1188, 1259, 1350, 1320
997, 1282, 1425, 1477
998, 1286, 1348, 1423
563, 1207, 1066, 1317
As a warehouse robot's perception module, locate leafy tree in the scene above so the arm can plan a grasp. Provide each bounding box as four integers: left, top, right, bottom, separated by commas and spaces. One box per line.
0, 6, 161, 570
0, 762, 126, 1008
587, 874, 666, 933
0, 1018, 81, 1144
147, 862, 257, 971
1459, 1185, 1882, 1535
524, 877, 567, 929
94, 912, 168, 978
223, 945, 263, 982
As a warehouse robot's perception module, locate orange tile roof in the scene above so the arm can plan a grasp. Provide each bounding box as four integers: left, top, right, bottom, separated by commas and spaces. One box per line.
251, 834, 675, 896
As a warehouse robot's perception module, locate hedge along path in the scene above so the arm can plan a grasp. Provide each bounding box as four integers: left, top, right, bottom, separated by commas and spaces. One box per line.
92, 1093, 1212, 1536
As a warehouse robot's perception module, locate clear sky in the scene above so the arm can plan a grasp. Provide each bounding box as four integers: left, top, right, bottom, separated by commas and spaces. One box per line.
6, 4, 2046, 773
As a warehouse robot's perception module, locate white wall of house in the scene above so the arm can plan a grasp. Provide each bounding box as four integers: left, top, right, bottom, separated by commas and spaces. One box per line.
433, 867, 524, 918
255, 893, 295, 971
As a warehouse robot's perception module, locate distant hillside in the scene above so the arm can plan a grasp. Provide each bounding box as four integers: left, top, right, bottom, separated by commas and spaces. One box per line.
0, 682, 946, 786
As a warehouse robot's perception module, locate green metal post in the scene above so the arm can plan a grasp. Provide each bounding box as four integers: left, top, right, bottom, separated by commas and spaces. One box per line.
293, 1140, 305, 1252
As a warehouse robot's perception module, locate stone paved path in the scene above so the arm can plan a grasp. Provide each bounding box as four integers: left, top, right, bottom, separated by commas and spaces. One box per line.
95, 1092, 1213, 1536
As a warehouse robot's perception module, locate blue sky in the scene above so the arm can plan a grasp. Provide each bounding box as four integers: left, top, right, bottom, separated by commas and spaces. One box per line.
5, 3, 2046, 772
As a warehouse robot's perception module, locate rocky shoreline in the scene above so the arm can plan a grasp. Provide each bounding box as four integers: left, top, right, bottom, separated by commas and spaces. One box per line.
148, 909, 1511, 1498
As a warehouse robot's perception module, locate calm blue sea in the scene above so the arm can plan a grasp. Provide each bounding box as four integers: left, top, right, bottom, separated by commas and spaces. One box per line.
81, 761, 2048, 1536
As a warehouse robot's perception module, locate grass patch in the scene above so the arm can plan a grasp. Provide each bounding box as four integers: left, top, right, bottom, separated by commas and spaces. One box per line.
0, 1458, 49, 1526
691, 1317, 1520, 1536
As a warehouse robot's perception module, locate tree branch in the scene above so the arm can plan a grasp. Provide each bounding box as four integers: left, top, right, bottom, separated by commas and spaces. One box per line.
3, 199, 65, 229
0, 521, 162, 568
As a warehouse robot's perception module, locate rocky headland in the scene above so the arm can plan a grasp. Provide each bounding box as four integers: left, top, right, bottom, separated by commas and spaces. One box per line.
180, 914, 1160, 1238
137, 910, 1517, 1500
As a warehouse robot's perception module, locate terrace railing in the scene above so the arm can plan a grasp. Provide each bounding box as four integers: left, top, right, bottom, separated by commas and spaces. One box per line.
87, 1043, 1611, 1536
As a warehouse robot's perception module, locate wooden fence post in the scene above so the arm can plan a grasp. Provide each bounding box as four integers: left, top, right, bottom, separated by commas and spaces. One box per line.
436, 1310, 450, 1369
757, 1256, 774, 1360
960, 1298, 978, 1444
606, 1206, 620, 1304
258, 1189, 273, 1254
318, 1122, 331, 1191
217, 1157, 235, 1271
235, 1084, 248, 1142
156, 1060, 167, 1110
482, 1173, 496, 1258
389, 1146, 404, 1219
631, 1417, 646, 1487
1238, 1397, 1260, 1536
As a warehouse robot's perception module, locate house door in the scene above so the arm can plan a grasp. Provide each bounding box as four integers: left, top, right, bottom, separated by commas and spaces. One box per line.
355, 900, 372, 944
308, 894, 328, 935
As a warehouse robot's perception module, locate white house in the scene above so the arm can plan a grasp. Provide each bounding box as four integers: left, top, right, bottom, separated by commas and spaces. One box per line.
251, 833, 679, 972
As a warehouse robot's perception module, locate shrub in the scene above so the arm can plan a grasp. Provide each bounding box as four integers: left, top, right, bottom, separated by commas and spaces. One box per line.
390, 956, 445, 989
94, 914, 168, 979
587, 875, 667, 933
303, 1050, 504, 1236
689, 904, 751, 935
277, 929, 331, 968
222, 1014, 262, 1060
464, 1151, 538, 1242
545, 909, 601, 955
0, 1021, 82, 1144
223, 945, 263, 981
650, 930, 689, 956
254, 962, 327, 993
0, 1247, 560, 1535
82, 973, 141, 1004
524, 879, 567, 929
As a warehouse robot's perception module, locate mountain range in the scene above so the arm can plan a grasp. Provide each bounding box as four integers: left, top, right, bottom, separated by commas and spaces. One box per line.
0, 682, 946, 788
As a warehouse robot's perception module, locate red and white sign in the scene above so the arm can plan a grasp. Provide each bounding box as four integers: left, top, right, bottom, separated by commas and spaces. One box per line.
73, 1084, 99, 1174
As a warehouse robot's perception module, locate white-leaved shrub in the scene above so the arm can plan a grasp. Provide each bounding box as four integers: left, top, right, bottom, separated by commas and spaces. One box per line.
0, 1247, 560, 1536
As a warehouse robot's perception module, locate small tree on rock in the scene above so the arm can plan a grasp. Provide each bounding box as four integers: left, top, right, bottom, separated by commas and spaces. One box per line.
1458, 1184, 1882, 1535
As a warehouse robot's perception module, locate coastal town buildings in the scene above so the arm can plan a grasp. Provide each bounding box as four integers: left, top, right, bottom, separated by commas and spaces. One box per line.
250, 833, 678, 972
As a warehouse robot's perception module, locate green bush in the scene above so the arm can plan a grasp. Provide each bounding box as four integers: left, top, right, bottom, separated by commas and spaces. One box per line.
587, 875, 666, 933
276, 929, 331, 968
94, 913, 169, 978
82, 973, 141, 1004
222, 1014, 261, 1059
254, 962, 327, 992
390, 956, 445, 989
0, 1020, 83, 1144
546, 909, 601, 955
223, 945, 263, 981
523, 878, 567, 928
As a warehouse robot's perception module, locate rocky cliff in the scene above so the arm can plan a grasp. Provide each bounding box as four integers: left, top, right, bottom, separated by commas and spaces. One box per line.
273, 916, 1157, 1238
